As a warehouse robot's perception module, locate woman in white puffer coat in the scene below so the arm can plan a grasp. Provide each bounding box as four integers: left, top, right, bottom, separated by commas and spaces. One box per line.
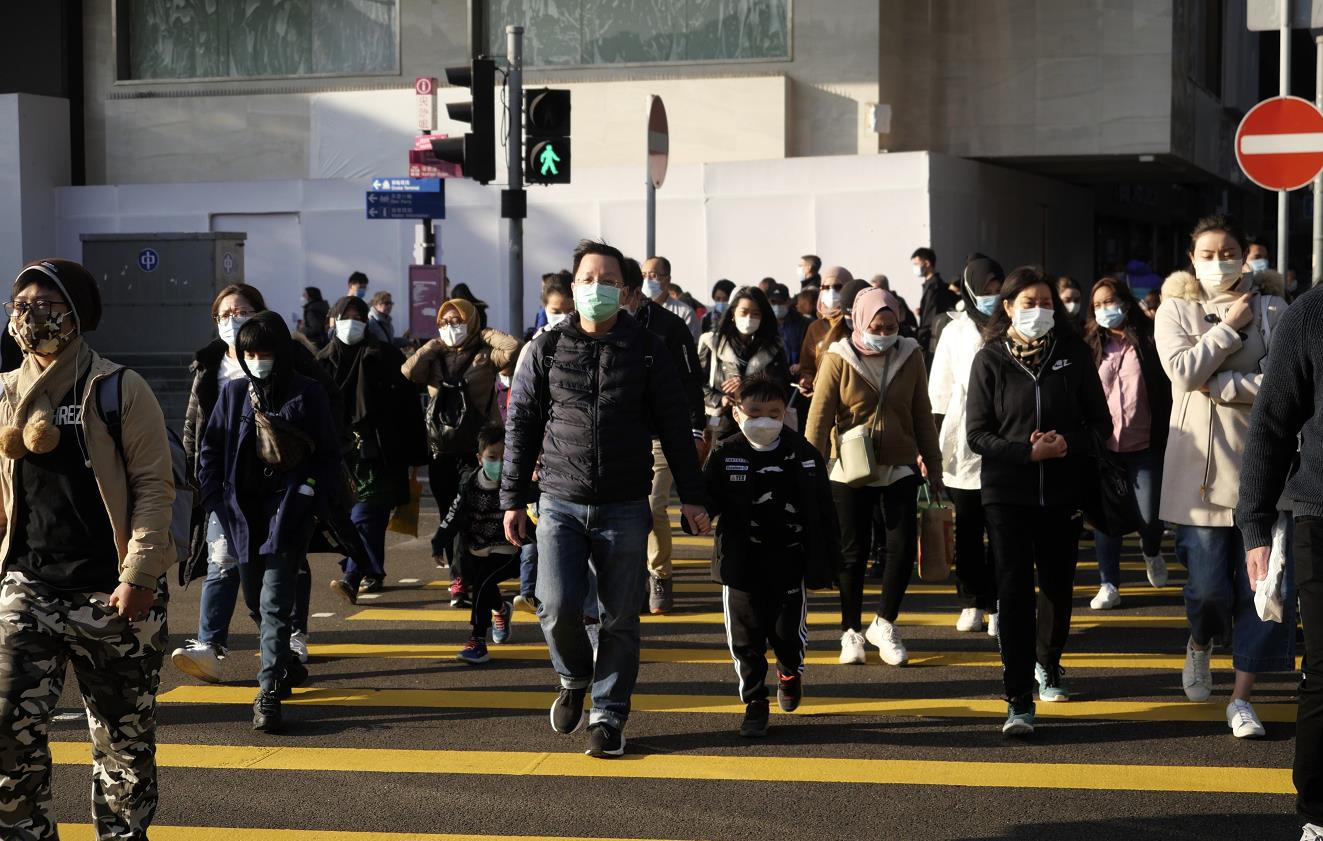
928, 254, 1004, 637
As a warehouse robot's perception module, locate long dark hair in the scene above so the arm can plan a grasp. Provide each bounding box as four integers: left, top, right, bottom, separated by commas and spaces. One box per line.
981, 266, 1074, 343
1083, 276, 1151, 366
717, 286, 779, 352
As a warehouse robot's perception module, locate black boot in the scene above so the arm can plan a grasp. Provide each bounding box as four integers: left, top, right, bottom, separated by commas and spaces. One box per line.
253, 690, 283, 733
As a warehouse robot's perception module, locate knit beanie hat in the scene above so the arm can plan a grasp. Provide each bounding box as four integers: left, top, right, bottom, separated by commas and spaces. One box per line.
13, 259, 103, 333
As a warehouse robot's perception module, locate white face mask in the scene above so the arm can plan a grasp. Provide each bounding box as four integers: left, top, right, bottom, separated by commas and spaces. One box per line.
862, 332, 899, 353
796, 265, 806, 280
335, 318, 367, 345
245, 357, 274, 380
1064, 301, 1081, 316
772, 304, 789, 320
1095, 305, 1126, 330
642, 278, 665, 299
438, 323, 469, 347
819, 288, 840, 310
1194, 260, 1243, 295
738, 415, 783, 449
218, 315, 250, 348
1012, 306, 1055, 341
735, 315, 761, 336
911, 264, 925, 278
545, 311, 569, 328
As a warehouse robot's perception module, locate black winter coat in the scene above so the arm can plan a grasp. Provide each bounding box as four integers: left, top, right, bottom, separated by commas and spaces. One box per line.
703, 427, 839, 590
966, 331, 1112, 508
501, 312, 705, 509
635, 299, 706, 432
917, 274, 960, 356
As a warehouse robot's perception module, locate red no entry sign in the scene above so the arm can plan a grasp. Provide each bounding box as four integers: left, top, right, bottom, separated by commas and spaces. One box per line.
1236, 95, 1323, 191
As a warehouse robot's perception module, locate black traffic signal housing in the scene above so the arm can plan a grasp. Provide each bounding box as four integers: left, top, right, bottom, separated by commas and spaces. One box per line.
430, 58, 496, 184
524, 88, 571, 184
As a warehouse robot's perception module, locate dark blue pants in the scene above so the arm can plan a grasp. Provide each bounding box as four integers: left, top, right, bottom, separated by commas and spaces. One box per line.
341, 501, 392, 589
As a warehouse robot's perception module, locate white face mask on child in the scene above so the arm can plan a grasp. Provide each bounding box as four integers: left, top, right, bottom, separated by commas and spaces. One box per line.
738, 416, 782, 449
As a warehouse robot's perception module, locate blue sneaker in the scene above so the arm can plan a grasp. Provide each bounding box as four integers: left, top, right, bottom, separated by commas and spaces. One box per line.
1035, 663, 1069, 702
1003, 699, 1036, 736
491, 601, 513, 645
457, 637, 490, 665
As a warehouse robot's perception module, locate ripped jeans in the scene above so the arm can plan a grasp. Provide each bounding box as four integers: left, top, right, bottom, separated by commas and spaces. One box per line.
196, 512, 310, 650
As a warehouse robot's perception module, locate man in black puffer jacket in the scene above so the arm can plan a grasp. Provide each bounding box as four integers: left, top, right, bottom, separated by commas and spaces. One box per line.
501, 240, 710, 759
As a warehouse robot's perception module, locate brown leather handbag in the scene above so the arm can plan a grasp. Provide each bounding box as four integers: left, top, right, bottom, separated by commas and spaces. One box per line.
249, 389, 315, 472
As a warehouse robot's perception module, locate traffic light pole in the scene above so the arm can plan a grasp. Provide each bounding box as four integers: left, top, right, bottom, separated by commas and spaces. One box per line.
504, 25, 526, 336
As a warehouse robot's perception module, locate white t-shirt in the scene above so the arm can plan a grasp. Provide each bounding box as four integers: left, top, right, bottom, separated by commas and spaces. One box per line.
219, 352, 246, 382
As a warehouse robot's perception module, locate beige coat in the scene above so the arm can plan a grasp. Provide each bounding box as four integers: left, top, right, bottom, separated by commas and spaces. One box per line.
0, 352, 176, 589
1154, 269, 1287, 527
805, 336, 942, 480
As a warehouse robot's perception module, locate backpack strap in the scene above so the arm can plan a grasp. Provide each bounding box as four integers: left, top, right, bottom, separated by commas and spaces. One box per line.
95, 367, 128, 462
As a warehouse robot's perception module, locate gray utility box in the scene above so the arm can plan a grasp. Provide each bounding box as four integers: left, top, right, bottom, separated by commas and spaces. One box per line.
79, 232, 246, 432
80, 232, 246, 355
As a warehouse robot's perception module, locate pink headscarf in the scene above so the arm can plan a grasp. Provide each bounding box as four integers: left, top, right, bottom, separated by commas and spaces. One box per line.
851, 287, 900, 357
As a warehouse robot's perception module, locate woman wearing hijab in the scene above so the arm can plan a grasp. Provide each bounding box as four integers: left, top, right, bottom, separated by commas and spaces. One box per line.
966, 266, 1111, 736
300, 287, 330, 348
402, 297, 519, 603
172, 284, 342, 684
197, 312, 341, 733
928, 255, 1003, 635
797, 266, 851, 395
806, 288, 943, 668
320, 296, 428, 603
698, 287, 791, 437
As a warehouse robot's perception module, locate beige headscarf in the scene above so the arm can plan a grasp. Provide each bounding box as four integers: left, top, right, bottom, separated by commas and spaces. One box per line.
0, 335, 85, 460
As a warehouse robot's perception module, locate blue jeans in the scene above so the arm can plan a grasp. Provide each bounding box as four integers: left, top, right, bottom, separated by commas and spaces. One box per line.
1176, 523, 1297, 673
341, 501, 391, 588
1093, 448, 1165, 586
519, 540, 600, 619
535, 495, 650, 730
199, 512, 312, 649
238, 551, 301, 692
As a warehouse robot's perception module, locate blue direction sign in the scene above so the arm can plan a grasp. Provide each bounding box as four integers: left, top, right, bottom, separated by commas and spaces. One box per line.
365, 179, 446, 220
368, 177, 441, 193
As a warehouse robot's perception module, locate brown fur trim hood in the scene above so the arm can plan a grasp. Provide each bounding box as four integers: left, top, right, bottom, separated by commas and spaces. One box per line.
1160, 269, 1285, 303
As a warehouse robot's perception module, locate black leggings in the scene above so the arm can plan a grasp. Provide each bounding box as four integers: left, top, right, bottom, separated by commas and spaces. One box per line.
467, 552, 521, 637
834, 475, 920, 631
430, 452, 475, 569
948, 487, 996, 612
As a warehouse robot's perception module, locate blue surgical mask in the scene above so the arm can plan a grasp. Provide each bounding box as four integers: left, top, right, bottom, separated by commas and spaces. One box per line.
218, 315, 250, 348
573, 282, 621, 322
481, 457, 502, 482
712, 300, 729, 315
1095, 305, 1126, 329
974, 295, 998, 317
1248, 258, 1269, 273
245, 357, 274, 380
861, 332, 899, 353
642, 278, 664, 299
352, 287, 366, 299
772, 303, 789, 320
1012, 307, 1055, 341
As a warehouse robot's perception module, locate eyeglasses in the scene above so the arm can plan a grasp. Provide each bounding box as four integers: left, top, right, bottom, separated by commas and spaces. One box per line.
575, 277, 625, 289
642, 272, 668, 280
4, 300, 66, 319
214, 309, 256, 323
821, 283, 844, 292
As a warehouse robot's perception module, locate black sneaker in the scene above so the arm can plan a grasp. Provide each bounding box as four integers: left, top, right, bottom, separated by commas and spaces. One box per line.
360, 577, 384, 594
648, 575, 673, 615
329, 579, 357, 606
584, 722, 626, 757
277, 658, 309, 700
739, 699, 770, 737
777, 671, 803, 712
252, 690, 283, 732
549, 686, 587, 734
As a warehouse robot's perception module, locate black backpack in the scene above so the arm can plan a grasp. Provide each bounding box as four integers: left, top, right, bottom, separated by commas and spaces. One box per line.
424, 352, 481, 457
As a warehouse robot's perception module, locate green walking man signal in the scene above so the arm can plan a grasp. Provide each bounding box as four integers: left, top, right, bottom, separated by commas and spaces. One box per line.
538, 144, 562, 176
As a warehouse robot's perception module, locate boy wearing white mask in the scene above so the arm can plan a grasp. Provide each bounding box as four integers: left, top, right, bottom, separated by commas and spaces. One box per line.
1155, 214, 1294, 739
702, 375, 839, 737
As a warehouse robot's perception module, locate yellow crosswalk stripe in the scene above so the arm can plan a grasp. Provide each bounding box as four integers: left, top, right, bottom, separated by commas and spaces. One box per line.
302, 643, 1264, 672
56, 827, 683, 841
49, 740, 1291, 795
348, 607, 1189, 629
156, 685, 1297, 724
664, 556, 1155, 571
422, 580, 1185, 598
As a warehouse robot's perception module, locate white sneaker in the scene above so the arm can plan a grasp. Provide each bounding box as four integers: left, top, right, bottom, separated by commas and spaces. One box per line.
955, 607, 985, 633
838, 630, 867, 665
170, 639, 225, 683
1226, 699, 1266, 738
290, 630, 309, 664
1089, 583, 1121, 610
1145, 553, 1169, 588
864, 616, 909, 666
1182, 639, 1213, 702
987, 613, 999, 638
1300, 823, 1323, 841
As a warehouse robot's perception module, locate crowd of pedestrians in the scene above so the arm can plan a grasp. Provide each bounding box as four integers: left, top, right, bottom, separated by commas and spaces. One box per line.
0, 211, 1320, 838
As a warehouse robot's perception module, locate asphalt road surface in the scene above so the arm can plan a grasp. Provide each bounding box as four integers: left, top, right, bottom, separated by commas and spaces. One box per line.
46, 504, 1302, 840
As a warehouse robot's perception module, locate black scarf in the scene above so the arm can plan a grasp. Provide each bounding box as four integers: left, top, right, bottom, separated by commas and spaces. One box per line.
321, 336, 372, 431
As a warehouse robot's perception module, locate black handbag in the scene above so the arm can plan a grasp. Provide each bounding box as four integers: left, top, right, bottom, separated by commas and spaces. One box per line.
1082, 430, 1141, 537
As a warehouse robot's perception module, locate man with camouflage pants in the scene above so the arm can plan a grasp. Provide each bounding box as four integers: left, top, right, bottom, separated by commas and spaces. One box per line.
0, 260, 175, 840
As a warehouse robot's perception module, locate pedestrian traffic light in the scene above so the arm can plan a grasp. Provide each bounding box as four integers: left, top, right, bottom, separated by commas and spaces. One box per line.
430, 58, 496, 184
524, 88, 571, 185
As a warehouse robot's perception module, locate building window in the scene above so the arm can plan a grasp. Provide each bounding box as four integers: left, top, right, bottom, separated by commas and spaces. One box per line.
119, 0, 399, 81
488, 0, 790, 67
1191, 0, 1223, 97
